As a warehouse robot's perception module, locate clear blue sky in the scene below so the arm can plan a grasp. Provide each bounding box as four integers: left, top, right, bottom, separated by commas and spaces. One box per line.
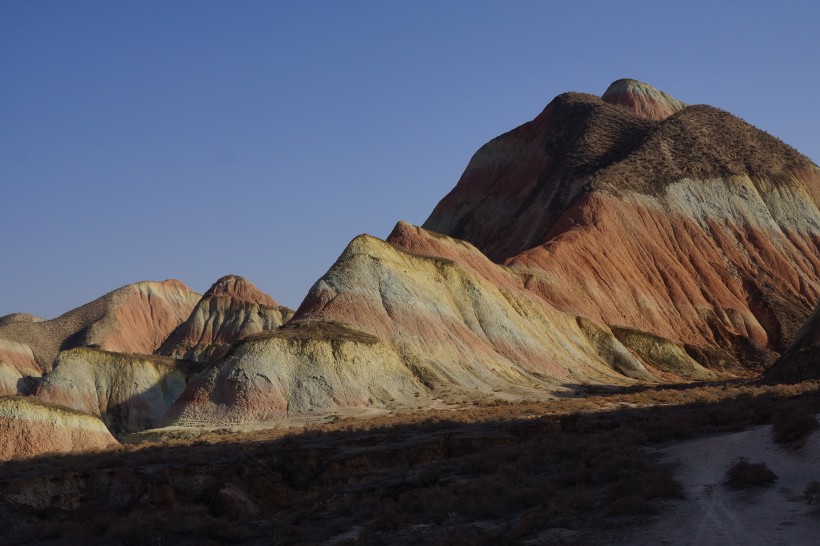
2, 1, 818, 317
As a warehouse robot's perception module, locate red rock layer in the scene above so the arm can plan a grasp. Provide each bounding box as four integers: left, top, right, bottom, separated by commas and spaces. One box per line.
168, 221, 737, 426
507, 191, 819, 364
157, 275, 293, 363
0, 339, 40, 377
0, 280, 200, 372
423, 92, 656, 262
202, 274, 279, 306
295, 225, 704, 392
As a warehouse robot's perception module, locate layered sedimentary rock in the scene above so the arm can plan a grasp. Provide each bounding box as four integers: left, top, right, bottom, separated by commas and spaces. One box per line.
424, 82, 820, 369
36, 347, 204, 435
5, 78, 818, 432
169, 217, 740, 426
168, 223, 638, 423
0, 396, 118, 461
0, 315, 43, 393
0, 338, 41, 396
157, 275, 293, 363
601, 78, 686, 120
163, 320, 427, 426
765, 304, 820, 383
0, 280, 200, 374
299, 222, 712, 385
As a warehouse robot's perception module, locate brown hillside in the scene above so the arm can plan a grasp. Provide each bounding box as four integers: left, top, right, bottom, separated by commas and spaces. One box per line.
424, 80, 820, 368
0, 280, 200, 373
157, 275, 293, 363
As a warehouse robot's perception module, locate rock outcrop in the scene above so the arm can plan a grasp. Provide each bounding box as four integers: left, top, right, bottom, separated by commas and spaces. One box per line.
157, 275, 293, 363
764, 304, 820, 383
0, 396, 118, 461
36, 347, 204, 436
0, 280, 200, 375
423, 81, 820, 369
601, 78, 686, 120
0, 313, 45, 326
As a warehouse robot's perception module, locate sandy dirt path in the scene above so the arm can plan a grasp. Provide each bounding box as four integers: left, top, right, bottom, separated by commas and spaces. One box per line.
610, 421, 820, 545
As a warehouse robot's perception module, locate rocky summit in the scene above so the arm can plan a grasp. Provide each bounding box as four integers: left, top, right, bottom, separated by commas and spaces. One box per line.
601, 78, 686, 120
157, 275, 294, 363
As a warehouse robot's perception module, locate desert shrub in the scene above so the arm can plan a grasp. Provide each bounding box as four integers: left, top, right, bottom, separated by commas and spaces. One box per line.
724, 457, 777, 489
803, 481, 820, 505
772, 406, 819, 446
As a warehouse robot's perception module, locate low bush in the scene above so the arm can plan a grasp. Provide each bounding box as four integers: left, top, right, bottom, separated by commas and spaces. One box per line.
803, 481, 820, 505
724, 457, 777, 489
772, 406, 819, 446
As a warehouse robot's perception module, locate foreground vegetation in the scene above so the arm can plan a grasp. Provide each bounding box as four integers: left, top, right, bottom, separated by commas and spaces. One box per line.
1, 380, 819, 545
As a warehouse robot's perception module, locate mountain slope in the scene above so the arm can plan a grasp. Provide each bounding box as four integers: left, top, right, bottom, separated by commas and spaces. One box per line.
170, 224, 704, 426
163, 320, 427, 426
157, 275, 293, 363
423, 80, 820, 368
0, 280, 201, 378
0, 396, 117, 461
36, 347, 204, 435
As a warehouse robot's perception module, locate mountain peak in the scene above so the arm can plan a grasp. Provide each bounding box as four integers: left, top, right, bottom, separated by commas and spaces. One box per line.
602, 78, 686, 120
204, 275, 278, 307
156, 275, 292, 363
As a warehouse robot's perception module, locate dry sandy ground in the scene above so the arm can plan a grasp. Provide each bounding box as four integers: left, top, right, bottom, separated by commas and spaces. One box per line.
609, 419, 820, 545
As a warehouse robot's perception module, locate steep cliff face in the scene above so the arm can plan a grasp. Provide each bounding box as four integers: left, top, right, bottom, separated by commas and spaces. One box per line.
0, 396, 118, 461
423, 81, 820, 368
157, 275, 293, 363
0, 280, 201, 376
36, 347, 204, 435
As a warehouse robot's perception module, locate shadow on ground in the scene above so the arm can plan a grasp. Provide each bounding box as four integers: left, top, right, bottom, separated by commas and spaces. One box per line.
2, 380, 820, 545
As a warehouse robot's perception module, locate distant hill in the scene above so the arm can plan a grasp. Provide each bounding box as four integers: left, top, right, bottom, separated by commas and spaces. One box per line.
0, 280, 200, 395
